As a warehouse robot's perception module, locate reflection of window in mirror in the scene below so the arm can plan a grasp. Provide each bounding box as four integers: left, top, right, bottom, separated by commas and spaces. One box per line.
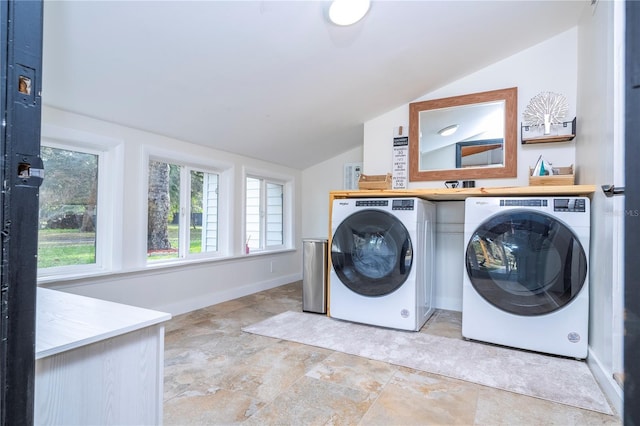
409, 87, 517, 182
455, 139, 503, 168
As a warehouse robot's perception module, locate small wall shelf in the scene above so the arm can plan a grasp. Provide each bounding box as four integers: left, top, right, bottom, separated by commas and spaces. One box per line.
521, 117, 576, 144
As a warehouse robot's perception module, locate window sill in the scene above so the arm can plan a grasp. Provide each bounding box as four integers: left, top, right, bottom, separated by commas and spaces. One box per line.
37, 248, 296, 287
243, 247, 293, 257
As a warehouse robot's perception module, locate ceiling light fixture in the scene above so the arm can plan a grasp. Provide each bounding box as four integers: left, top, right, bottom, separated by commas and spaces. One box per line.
328, 0, 371, 26
438, 124, 459, 137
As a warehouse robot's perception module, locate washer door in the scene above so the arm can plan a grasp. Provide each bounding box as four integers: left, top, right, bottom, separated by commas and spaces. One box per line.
466, 210, 587, 316
331, 210, 412, 297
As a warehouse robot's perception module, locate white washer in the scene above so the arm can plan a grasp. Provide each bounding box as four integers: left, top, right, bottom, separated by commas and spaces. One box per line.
329, 197, 436, 331
463, 197, 590, 358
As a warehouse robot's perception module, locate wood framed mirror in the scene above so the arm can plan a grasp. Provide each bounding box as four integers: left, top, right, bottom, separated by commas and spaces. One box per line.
409, 87, 517, 181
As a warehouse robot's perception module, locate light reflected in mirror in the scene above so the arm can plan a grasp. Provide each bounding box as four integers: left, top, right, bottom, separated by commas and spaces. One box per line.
409, 87, 517, 182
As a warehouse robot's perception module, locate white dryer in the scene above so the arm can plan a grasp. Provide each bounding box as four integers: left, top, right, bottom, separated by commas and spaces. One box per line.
463, 197, 590, 358
329, 197, 436, 331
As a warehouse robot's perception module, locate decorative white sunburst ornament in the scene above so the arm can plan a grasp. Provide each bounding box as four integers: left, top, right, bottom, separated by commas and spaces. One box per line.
523, 92, 569, 135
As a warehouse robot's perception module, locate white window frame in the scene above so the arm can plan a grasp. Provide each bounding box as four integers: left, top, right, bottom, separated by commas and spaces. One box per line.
145, 149, 232, 265
37, 125, 123, 281
243, 167, 293, 254
193, 170, 220, 255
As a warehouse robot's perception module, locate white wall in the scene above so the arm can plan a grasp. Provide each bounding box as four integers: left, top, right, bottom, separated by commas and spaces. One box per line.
364, 28, 579, 189
40, 106, 302, 315
301, 146, 363, 239
576, 0, 623, 414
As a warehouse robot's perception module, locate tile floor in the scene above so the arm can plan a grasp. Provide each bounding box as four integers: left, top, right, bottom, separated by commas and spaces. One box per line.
163, 281, 621, 425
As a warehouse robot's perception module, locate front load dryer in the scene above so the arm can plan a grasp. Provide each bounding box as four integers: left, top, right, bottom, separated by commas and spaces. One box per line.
462, 197, 590, 358
329, 197, 436, 331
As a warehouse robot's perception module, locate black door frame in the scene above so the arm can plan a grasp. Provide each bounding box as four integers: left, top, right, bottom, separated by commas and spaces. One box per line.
0, 1, 44, 425
625, 1, 640, 424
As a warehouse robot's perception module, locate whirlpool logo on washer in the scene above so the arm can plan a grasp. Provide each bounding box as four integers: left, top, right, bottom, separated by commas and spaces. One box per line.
567, 332, 581, 343
400, 309, 410, 318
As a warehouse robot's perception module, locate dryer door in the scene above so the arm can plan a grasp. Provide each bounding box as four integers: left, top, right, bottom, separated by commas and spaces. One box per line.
466, 210, 587, 316
331, 210, 412, 297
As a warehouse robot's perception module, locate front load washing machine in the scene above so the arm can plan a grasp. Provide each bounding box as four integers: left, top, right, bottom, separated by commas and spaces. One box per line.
463, 197, 590, 358
329, 197, 436, 331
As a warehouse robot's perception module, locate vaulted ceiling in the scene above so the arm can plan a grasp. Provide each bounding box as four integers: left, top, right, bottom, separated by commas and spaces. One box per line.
42, 1, 587, 169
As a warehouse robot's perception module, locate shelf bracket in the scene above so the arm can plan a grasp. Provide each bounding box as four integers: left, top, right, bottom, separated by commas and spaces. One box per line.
601, 184, 625, 197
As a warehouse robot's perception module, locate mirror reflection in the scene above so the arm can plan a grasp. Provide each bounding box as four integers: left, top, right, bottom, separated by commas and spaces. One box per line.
419, 101, 505, 171
409, 87, 517, 182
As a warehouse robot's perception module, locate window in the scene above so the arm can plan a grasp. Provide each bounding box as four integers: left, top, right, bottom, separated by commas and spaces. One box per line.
37, 133, 122, 278
38, 145, 99, 270
37, 126, 121, 280
147, 159, 220, 262
245, 176, 285, 252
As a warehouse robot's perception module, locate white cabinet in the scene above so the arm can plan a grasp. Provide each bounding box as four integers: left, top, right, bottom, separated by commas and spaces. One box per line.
35, 289, 171, 425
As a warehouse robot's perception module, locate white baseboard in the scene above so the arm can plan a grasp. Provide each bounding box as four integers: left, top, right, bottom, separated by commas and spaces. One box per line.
587, 348, 623, 417
155, 273, 301, 315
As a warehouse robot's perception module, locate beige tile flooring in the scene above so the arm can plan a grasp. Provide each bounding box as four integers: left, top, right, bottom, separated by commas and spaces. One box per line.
163, 281, 620, 425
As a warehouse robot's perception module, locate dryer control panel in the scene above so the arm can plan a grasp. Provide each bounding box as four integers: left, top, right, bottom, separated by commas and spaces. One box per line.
392, 199, 415, 210
553, 198, 587, 212
497, 198, 587, 213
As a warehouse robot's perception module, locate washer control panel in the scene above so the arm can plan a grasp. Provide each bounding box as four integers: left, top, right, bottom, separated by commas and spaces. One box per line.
553, 198, 587, 212
355, 199, 388, 207
500, 199, 548, 207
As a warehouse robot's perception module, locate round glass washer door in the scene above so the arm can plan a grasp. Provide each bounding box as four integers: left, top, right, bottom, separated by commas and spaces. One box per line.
466, 210, 587, 316
331, 210, 412, 297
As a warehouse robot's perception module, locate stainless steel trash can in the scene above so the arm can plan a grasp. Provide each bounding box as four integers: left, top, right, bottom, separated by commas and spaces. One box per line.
302, 238, 328, 314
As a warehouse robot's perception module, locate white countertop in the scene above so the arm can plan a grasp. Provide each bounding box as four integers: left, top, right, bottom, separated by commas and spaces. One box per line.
36, 288, 172, 359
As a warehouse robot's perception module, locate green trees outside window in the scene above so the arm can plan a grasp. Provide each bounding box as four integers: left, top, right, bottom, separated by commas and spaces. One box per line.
147, 160, 218, 262
38, 146, 98, 269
